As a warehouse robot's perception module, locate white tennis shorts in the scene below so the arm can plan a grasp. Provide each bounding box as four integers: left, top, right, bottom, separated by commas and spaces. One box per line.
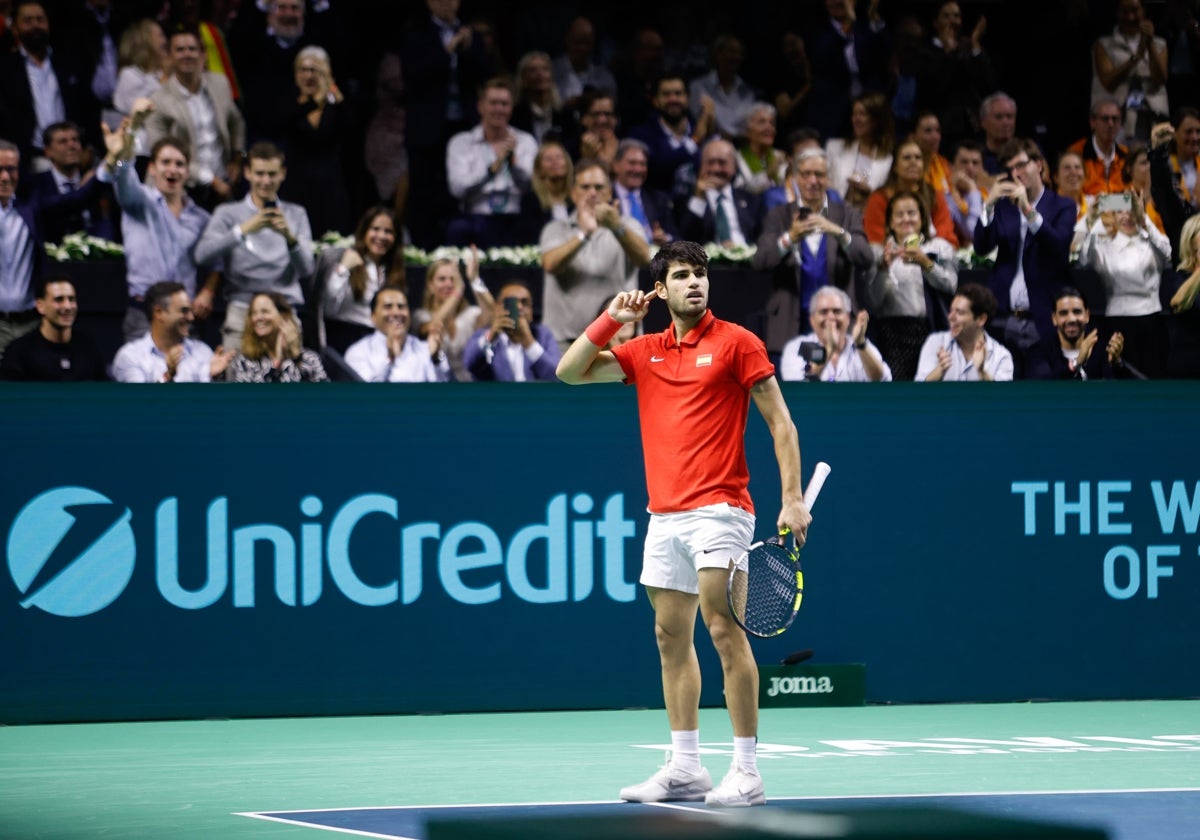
640, 503, 756, 594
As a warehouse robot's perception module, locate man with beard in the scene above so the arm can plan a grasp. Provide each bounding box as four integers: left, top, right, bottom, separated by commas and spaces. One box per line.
556, 240, 811, 809
1025, 287, 1130, 379
0, 1, 98, 168
112, 281, 234, 383
0, 276, 106, 380
344, 285, 450, 382
628, 75, 716, 195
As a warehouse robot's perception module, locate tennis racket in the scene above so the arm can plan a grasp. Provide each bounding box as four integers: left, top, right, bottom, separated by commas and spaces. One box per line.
727, 461, 831, 638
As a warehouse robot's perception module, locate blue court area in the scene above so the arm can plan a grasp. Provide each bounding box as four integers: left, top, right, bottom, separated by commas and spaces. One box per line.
4, 701, 1199, 838
243, 789, 1200, 839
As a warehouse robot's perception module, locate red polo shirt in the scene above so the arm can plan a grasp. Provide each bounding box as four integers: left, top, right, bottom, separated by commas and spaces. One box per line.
612, 311, 775, 515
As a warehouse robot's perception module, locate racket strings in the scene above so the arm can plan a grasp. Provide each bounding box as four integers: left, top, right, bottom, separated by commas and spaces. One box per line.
731, 545, 801, 636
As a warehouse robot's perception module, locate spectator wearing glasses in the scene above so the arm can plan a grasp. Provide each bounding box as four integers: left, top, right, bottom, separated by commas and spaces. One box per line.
1064, 98, 1129, 196
463, 279, 560, 381
973, 138, 1077, 359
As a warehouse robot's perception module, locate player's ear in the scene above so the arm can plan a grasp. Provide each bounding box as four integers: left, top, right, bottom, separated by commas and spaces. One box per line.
653, 283, 666, 299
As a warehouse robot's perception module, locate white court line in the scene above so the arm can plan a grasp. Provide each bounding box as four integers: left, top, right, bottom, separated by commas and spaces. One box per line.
235, 788, 1200, 839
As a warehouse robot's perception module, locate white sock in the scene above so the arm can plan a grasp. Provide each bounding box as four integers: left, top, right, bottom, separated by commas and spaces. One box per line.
733, 736, 758, 774
670, 730, 702, 773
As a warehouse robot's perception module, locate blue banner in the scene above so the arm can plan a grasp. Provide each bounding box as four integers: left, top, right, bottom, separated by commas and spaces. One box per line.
2, 383, 1197, 723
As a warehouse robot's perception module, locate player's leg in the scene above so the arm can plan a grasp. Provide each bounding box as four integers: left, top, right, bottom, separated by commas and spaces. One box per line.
619, 517, 713, 803
692, 509, 765, 807
698, 568, 758, 739
648, 585, 702, 732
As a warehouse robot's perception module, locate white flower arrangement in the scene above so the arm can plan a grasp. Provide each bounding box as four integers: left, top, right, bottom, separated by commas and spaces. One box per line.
45, 233, 124, 262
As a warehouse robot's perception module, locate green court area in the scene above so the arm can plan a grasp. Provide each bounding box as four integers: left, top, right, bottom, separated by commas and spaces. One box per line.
2, 700, 1197, 838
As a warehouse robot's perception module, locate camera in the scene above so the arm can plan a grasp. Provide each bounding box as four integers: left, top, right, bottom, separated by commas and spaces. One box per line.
798, 341, 826, 364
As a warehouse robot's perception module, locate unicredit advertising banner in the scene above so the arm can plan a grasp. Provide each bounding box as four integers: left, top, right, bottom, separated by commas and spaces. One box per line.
2, 383, 1197, 723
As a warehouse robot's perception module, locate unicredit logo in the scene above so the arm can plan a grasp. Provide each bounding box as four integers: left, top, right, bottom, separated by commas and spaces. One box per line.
7, 487, 637, 616
7, 487, 136, 617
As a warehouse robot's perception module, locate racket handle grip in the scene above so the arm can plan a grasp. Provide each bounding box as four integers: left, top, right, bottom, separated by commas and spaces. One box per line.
803, 462, 831, 509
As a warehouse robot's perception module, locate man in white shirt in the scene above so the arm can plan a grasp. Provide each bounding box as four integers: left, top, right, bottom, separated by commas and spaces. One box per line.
112, 281, 235, 383
444, 77, 537, 248
779, 286, 890, 381
916, 283, 1014, 381
345, 286, 451, 382
145, 28, 246, 210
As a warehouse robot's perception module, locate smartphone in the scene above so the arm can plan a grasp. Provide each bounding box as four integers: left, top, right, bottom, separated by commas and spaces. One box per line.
503, 296, 522, 324
1096, 192, 1132, 213
796, 206, 812, 221
263, 199, 279, 209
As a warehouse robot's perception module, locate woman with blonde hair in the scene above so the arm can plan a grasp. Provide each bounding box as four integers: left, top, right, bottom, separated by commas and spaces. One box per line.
521, 140, 574, 241
414, 248, 496, 381
281, 45, 352, 235
111, 19, 169, 145
227, 292, 328, 382
1162, 213, 1200, 376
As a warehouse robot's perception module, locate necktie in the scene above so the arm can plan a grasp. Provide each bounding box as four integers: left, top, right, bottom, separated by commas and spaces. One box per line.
714, 193, 732, 244
62, 180, 76, 194
628, 190, 650, 237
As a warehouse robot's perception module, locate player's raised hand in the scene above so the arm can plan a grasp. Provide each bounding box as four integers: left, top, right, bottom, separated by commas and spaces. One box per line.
608, 290, 656, 323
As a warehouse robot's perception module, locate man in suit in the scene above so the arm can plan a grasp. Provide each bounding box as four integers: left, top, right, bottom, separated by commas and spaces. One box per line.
677, 138, 761, 247
21, 120, 113, 242
753, 147, 873, 356
804, 0, 891, 142
973, 138, 1077, 361
627, 74, 715, 195
612, 138, 676, 246
0, 1, 99, 170
400, 0, 495, 248
464, 280, 560, 381
0, 139, 45, 360
144, 27, 245, 211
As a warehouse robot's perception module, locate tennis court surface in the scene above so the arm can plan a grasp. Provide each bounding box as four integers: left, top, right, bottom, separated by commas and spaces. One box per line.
2, 700, 1198, 838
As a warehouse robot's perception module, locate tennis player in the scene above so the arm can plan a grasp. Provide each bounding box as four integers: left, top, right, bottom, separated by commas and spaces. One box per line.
556, 240, 811, 807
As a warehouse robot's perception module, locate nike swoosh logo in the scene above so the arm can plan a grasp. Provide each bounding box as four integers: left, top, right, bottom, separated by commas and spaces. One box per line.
651, 356, 665, 362
667, 779, 699, 789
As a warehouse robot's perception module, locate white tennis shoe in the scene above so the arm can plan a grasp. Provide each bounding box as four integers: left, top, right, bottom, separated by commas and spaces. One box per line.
619, 757, 712, 802
704, 763, 766, 807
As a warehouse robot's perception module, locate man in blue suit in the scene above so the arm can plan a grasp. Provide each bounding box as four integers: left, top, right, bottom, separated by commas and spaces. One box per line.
21, 121, 114, 244
0, 139, 45, 361
464, 280, 561, 381
973, 138, 1076, 362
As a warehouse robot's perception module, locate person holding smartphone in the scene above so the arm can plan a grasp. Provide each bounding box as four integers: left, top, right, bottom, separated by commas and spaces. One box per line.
1077, 189, 1171, 378
972, 138, 1077, 365
752, 147, 873, 358
463, 280, 560, 381
194, 141, 315, 349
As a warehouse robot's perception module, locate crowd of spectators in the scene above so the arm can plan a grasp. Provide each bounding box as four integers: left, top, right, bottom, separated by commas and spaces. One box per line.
2, 0, 1200, 382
